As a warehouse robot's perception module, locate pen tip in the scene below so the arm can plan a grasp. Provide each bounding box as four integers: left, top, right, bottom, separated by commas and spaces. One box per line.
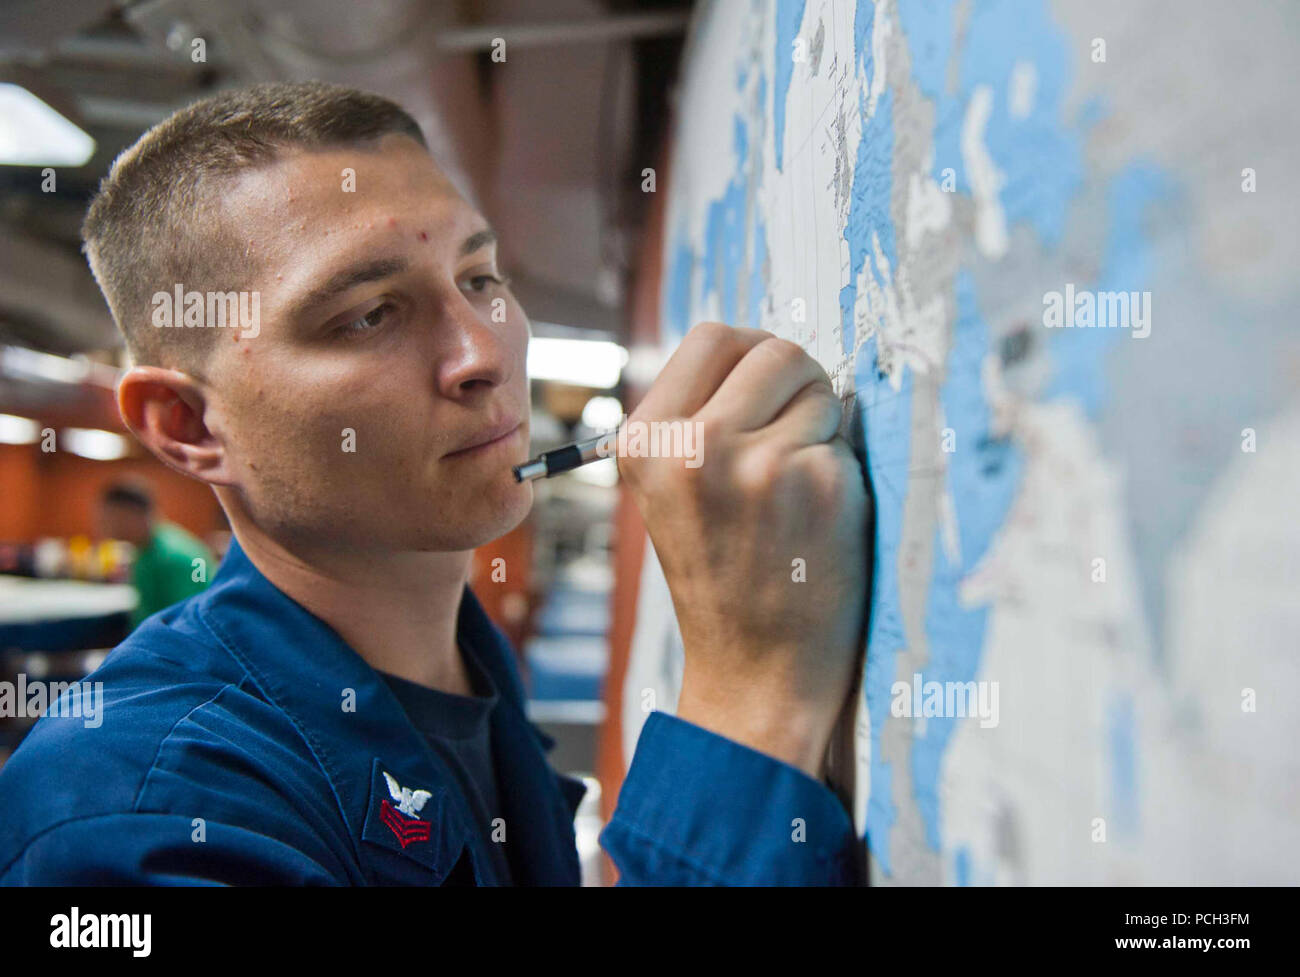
512, 459, 547, 482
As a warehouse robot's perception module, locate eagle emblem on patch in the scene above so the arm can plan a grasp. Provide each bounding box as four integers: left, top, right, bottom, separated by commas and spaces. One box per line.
380, 771, 433, 848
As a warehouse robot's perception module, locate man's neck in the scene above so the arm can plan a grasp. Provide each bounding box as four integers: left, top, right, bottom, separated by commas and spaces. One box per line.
227, 518, 476, 697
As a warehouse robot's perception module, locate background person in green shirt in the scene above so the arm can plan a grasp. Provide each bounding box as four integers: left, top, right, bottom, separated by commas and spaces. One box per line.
98, 480, 215, 629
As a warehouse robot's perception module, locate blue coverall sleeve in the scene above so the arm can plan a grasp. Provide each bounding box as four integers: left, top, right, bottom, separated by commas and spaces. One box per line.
1, 813, 343, 886
599, 711, 861, 885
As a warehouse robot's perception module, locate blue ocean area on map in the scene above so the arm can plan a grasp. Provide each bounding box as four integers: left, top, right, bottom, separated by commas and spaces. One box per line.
914, 0, 1083, 246
773, 0, 805, 172
914, 271, 1024, 853
1047, 165, 1175, 417
700, 118, 751, 325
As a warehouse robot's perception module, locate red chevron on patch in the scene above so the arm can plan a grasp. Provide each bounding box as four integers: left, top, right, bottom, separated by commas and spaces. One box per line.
380, 799, 431, 848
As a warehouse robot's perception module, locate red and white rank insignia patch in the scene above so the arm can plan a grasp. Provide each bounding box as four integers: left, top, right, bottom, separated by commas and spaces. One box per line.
380, 770, 433, 848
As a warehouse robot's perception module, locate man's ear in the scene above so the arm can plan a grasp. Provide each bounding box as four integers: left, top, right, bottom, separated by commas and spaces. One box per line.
117, 366, 235, 485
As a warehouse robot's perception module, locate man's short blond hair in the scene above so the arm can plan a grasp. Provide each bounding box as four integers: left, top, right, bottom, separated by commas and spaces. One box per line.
81, 81, 426, 371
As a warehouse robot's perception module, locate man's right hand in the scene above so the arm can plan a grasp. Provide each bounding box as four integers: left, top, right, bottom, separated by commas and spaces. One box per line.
617, 322, 870, 779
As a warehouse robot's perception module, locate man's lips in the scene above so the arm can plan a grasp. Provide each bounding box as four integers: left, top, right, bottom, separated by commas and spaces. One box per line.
444, 418, 524, 458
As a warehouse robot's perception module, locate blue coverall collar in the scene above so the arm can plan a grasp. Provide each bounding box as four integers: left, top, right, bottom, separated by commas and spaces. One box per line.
194, 535, 582, 885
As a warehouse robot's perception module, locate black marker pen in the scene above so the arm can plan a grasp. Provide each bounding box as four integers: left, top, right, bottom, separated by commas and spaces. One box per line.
512, 432, 618, 482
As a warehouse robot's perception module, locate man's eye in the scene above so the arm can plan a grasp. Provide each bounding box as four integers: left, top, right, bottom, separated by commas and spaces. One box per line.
337, 303, 394, 337
466, 274, 509, 293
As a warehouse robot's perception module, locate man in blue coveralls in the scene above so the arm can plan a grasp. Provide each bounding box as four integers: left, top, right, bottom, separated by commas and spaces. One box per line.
0, 82, 869, 885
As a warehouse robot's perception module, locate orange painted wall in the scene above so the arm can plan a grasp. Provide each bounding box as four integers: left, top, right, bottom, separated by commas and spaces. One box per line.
0, 444, 225, 544
0, 445, 41, 541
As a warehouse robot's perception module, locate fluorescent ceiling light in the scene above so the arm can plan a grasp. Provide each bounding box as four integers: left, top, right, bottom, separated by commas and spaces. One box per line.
581, 395, 624, 431
0, 84, 96, 167
1, 346, 91, 384
528, 336, 629, 389
61, 427, 130, 460
0, 413, 40, 445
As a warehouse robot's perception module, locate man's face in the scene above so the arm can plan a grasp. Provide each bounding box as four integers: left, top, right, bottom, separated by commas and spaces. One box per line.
201, 134, 532, 553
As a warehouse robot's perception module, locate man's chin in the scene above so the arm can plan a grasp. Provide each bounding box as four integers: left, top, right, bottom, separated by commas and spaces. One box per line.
419, 479, 534, 551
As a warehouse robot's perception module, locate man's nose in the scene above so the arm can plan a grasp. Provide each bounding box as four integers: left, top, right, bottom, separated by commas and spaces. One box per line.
433, 292, 519, 399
